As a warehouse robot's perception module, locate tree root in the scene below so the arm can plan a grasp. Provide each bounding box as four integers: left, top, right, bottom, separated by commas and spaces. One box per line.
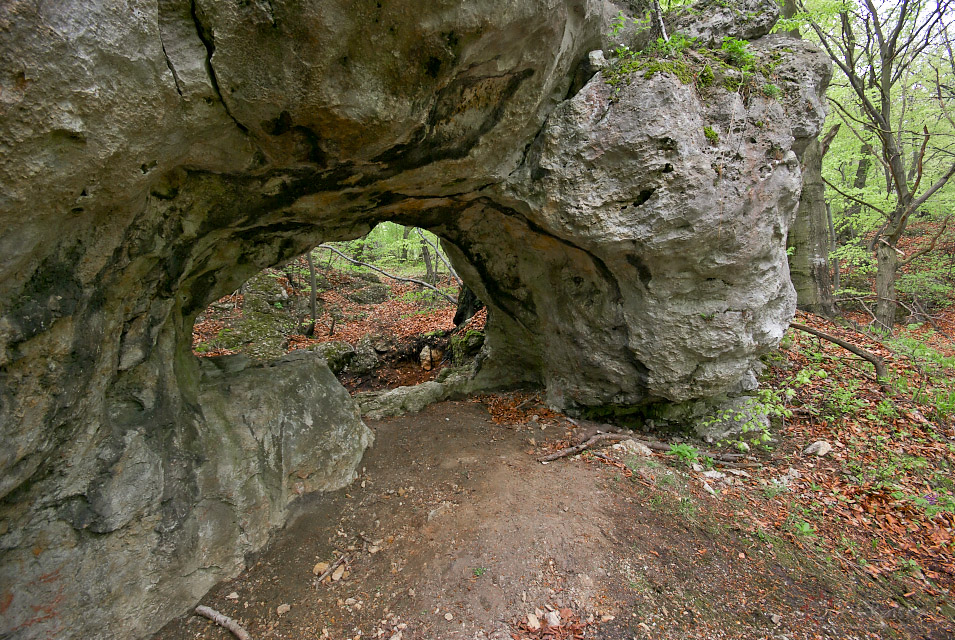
195, 606, 253, 640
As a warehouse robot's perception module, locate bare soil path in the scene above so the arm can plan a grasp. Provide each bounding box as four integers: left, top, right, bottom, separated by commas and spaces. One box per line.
155, 399, 952, 640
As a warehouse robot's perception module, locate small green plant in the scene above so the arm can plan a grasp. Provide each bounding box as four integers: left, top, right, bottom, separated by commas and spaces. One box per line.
720, 36, 755, 69
677, 496, 698, 519
667, 443, 700, 466
791, 520, 816, 537
762, 483, 786, 499
703, 126, 719, 144
472, 567, 488, 577
761, 82, 781, 99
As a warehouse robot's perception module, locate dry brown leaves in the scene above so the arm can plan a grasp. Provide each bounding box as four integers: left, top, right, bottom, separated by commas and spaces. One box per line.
748, 310, 955, 597
510, 607, 593, 640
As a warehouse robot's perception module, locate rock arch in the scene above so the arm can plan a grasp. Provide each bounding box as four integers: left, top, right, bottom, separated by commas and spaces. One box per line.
0, 1, 828, 637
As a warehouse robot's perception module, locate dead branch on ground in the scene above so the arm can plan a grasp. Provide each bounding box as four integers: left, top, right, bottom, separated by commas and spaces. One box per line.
538, 433, 758, 467
318, 244, 456, 304
195, 606, 253, 640
790, 321, 890, 389
313, 554, 350, 586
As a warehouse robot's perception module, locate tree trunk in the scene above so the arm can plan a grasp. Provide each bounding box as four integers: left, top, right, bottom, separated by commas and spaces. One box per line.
840, 147, 870, 243
827, 202, 840, 292
399, 226, 411, 262
874, 240, 899, 332
788, 137, 836, 316
420, 239, 435, 285
304, 250, 319, 337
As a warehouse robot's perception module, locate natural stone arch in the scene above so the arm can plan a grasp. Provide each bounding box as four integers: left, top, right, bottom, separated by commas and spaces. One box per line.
0, 1, 829, 638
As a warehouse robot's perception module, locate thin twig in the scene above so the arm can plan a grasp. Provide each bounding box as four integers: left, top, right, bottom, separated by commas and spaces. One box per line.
195, 606, 253, 640
313, 554, 350, 585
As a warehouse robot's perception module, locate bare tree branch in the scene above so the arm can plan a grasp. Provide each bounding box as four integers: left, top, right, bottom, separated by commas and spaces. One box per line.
821, 176, 887, 216
899, 216, 951, 266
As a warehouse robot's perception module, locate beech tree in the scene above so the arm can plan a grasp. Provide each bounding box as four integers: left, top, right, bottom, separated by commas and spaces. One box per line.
797, 0, 955, 332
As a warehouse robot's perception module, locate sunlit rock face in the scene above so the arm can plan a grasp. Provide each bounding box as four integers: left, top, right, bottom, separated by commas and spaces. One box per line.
0, 0, 826, 637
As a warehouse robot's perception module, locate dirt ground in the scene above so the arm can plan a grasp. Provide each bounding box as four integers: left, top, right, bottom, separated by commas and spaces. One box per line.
154, 398, 954, 640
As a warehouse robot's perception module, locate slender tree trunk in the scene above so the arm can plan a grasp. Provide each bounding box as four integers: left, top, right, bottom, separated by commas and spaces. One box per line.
399, 226, 411, 262
305, 250, 319, 337
874, 240, 899, 332
420, 239, 435, 284
827, 203, 840, 291
788, 137, 836, 316
840, 147, 870, 243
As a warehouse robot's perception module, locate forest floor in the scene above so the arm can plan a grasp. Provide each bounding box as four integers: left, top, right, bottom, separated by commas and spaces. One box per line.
167, 257, 955, 640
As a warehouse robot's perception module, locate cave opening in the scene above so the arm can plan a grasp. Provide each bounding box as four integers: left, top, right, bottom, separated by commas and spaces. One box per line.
190, 222, 486, 395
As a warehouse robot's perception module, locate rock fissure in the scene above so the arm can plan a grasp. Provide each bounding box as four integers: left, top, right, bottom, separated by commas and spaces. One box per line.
158, 36, 185, 97
189, 0, 251, 135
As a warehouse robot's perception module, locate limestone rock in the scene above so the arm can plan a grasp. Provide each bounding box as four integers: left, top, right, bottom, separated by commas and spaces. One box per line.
347, 336, 380, 376
667, 0, 781, 47
444, 34, 830, 411
311, 341, 357, 374
0, 2, 828, 638
346, 283, 391, 305
803, 440, 832, 457
358, 370, 472, 419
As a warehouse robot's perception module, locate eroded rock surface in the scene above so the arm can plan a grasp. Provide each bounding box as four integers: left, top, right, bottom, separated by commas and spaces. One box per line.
441, 35, 830, 413
0, 1, 827, 637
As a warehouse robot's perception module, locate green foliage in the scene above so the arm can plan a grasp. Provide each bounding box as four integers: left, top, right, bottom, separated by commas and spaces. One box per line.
761, 82, 781, 99
472, 567, 488, 577
666, 443, 699, 466
719, 37, 755, 70
703, 126, 719, 144
790, 519, 816, 538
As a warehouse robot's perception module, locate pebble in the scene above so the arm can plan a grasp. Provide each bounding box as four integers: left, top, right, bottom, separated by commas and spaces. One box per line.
276, 603, 291, 615
526, 613, 541, 630
313, 562, 330, 575
543, 610, 561, 627
804, 440, 832, 456
444, 612, 454, 621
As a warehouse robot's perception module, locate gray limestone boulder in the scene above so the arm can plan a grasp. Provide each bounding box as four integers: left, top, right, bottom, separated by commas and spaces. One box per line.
358, 369, 472, 419
668, 0, 781, 46
310, 340, 357, 374
0, 351, 371, 640
439, 35, 830, 414
346, 283, 391, 305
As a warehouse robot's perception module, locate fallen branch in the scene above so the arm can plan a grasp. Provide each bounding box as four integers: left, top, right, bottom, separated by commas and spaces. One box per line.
317, 244, 456, 304
538, 433, 630, 461
538, 433, 757, 466
195, 606, 253, 640
314, 554, 350, 585
790, 321, 890, 389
